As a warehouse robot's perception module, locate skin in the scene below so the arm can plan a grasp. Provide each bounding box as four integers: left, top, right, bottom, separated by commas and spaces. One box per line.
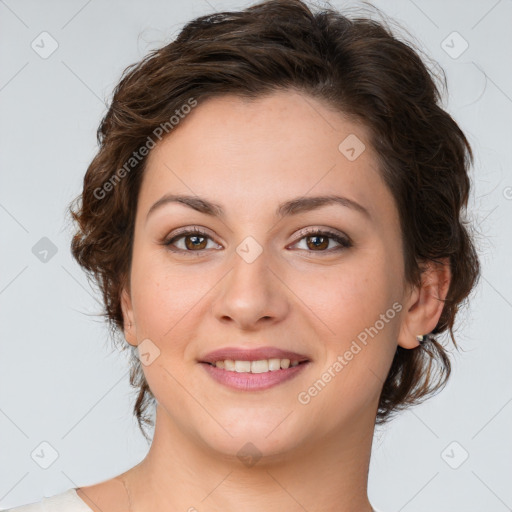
76, 89, 450, 512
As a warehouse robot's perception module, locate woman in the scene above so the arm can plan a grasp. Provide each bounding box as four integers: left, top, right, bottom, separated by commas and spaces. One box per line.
6, 0, 480, 510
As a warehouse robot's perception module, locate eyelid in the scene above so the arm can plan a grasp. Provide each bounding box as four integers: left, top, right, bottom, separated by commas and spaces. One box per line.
162, 226, 219, 249
291, 226, 350, 242
162, 225, 352, 253
288, 227, 352, 251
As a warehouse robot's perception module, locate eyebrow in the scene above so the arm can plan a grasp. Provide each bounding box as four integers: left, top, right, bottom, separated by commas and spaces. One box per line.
145, 193, 371, 223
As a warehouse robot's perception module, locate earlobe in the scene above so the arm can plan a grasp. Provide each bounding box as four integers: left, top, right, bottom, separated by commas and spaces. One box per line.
397, 258, 451, 350
120, 286, 137, 347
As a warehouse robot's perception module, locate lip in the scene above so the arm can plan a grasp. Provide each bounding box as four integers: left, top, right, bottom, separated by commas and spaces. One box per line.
198, 346, 310, 364
200, 360, 311, 391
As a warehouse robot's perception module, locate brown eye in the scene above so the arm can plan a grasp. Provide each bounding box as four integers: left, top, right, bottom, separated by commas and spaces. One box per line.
292, 229, 352, 253
163, 229, 221, 253
183, 234, 208, 250
305, 234, 330, 251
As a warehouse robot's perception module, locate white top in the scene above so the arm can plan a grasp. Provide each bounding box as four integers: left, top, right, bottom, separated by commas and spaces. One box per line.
2, 489, 92, 511
3, 488, 385, 512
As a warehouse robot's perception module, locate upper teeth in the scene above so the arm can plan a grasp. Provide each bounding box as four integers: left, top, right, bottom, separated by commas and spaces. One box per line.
212, 359, 300, 373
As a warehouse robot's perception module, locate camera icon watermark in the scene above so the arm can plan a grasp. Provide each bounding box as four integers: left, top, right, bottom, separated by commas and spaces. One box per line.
236, 236, 263, 264
441, 31, 469, 60
137, 338, 161, 366
31, 31, 59, 59
31, 441, 59, 469
441, 440, 469, 469
237, 441, 262, 468
338, 134, 366, 161
32, 236, 58, 263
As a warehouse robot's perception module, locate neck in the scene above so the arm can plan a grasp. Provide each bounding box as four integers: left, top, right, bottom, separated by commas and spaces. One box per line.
122, 404, 377, 512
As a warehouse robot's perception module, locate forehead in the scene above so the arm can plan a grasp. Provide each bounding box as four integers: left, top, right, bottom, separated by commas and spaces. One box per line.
138, 90, 396, 227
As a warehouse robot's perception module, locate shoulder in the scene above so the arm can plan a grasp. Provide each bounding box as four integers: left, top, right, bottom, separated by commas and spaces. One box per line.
2, 488, 93, 512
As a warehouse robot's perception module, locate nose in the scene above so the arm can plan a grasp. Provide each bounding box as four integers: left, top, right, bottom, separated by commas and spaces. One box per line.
210, 244, 291, 331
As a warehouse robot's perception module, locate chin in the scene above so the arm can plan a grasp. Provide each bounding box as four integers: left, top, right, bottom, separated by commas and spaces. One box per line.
194, 412, 309, 462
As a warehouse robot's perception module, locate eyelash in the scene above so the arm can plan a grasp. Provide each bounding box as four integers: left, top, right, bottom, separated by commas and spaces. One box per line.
162, 227, 352, 255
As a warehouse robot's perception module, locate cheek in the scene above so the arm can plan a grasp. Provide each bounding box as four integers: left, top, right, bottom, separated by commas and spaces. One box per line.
297, 249, 401, 391
297, 254, 395, 334
129, 251, 215, 341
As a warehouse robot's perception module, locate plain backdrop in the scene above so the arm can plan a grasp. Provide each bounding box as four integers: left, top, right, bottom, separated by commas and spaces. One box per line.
1, 1, 511, 511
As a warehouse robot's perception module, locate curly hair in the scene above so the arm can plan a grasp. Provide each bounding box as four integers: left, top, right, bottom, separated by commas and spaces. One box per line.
68, 0, 480, 441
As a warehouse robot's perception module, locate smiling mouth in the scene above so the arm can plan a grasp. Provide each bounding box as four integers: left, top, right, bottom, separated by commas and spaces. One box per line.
202, 358, 309, 373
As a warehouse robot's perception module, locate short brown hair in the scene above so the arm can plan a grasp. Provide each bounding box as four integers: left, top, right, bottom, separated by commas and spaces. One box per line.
68, 0, 480, 440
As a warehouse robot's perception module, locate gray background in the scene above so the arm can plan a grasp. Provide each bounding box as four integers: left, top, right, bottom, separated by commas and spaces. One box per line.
1, 0, 511, 510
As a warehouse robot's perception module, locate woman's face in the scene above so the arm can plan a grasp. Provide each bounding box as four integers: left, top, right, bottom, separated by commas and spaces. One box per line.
122, 89, 411, 457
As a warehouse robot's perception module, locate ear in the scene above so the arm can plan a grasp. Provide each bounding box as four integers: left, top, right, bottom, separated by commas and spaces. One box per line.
120, 284, 137, 347
397, 257, 451, 349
